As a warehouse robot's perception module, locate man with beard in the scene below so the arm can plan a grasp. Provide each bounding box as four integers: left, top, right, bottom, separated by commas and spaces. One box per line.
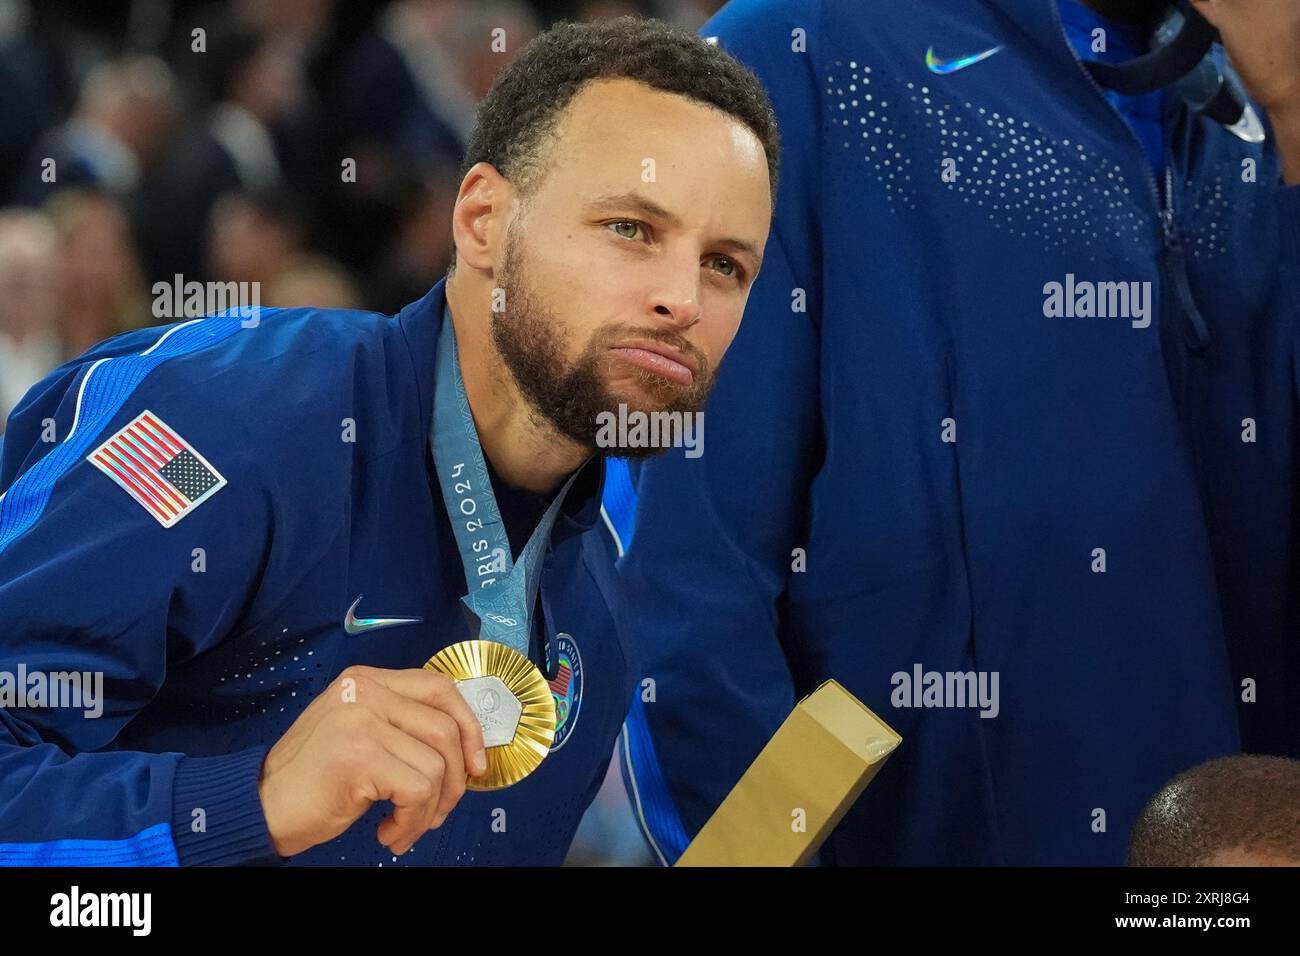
0, 17, 776, 866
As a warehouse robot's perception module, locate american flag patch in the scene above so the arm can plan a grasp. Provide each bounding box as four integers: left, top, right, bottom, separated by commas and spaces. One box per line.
550, 661, 572, 697
87, 411, 226, 527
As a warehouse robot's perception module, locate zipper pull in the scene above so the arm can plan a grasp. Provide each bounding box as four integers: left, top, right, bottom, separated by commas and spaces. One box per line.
1160, 167, 1209, 351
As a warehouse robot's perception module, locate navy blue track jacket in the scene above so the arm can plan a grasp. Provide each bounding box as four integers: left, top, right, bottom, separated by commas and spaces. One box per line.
0, 278, 636, 866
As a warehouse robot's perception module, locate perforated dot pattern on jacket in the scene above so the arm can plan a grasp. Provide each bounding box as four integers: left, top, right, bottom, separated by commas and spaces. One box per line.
822, 60, 1237, 261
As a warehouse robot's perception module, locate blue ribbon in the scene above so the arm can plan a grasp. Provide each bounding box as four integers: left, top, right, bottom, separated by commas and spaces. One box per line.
430, 305, 583, 658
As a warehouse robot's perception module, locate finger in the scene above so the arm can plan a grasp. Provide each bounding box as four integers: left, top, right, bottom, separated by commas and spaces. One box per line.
382, 721, 457, 834
377, 807, 424, 856
384, 701, 468, 824
351, 678, 470, 803
376, 723, 448, 850
375, 790, 431, 853
367, 747, 441, 853
378, 796, 430, 856
365, 668, 488, 774
425, 712, 467, 823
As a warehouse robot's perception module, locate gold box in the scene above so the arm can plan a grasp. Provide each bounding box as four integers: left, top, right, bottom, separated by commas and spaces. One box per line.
675, 679, 901, 866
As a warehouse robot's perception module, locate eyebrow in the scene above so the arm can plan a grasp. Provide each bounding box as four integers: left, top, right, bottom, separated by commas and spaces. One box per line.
584, 191, 764, 273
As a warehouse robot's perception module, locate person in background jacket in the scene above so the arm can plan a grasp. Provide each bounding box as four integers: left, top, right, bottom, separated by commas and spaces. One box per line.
610, 0, 1300, 865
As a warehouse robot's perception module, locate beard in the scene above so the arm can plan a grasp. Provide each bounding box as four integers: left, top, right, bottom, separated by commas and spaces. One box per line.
490, 226, 716, 459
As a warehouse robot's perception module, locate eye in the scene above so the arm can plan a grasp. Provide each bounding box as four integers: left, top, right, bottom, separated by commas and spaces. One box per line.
607, 220, 647, 241
708, 255, 744, 283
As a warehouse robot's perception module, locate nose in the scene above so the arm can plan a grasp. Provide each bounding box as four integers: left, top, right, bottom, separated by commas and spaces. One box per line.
648, 257, 704, 329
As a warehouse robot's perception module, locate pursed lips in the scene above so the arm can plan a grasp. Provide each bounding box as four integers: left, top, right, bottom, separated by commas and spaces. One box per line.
609, 340, 698, 385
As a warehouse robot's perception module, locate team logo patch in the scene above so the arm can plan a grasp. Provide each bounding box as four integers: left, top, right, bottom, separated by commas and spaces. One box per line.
547, 633, 583, 751
87, 410, 226, 528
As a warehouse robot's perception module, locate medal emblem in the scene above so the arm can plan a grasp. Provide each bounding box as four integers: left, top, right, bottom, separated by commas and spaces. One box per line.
425, 639, 556, 790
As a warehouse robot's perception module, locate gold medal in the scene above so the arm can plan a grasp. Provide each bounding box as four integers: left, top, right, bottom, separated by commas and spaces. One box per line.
425, 639, 556, 790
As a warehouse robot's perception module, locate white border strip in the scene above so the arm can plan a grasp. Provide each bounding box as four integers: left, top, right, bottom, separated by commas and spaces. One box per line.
621, 723, 669, 868
599, 504, 625, 558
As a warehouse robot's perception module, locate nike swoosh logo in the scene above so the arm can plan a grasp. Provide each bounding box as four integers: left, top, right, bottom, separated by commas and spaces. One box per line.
343, 595, 423, 635
925, 44, 1003, 75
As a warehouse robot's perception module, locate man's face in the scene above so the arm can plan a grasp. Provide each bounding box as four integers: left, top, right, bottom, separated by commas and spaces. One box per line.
488, 77, 772, 455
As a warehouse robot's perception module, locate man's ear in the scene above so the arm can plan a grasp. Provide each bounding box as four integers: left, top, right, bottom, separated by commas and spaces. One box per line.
451, 162, 513, 273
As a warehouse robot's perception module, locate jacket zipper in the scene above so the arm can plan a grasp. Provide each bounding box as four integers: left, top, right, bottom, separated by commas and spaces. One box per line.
1049, 1, 1210, 352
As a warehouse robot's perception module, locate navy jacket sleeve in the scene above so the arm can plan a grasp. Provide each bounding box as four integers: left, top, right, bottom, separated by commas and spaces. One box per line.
0, 322, 281, 866
614, 0, 825, 848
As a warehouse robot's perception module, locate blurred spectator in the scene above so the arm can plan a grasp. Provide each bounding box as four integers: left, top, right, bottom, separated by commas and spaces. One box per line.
235, 0, 337, 59
47, 189, 149, 357
13, 55, 179, 206
366, 161, 459, 313
0, 211, 62, 431
206, 188, 361, 310
651, 0, 727, 30
333, 0, 477, 171
205, 189, 305, 285
231, 0, 336, 242
134, 21, 308, 282
444, 1, 543, 103
0, 1, 73, 199
574, 1, 652, 22
326, 0, 540, 274
538, 0, 722, 29
266, 255, 363, 310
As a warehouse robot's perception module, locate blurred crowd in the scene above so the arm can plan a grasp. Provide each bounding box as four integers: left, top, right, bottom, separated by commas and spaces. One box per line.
0, 0, 724, 428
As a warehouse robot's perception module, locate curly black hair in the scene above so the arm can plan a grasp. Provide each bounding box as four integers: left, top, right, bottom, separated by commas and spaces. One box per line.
448, 16, 780, 273
1127, 755, 1300, 865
